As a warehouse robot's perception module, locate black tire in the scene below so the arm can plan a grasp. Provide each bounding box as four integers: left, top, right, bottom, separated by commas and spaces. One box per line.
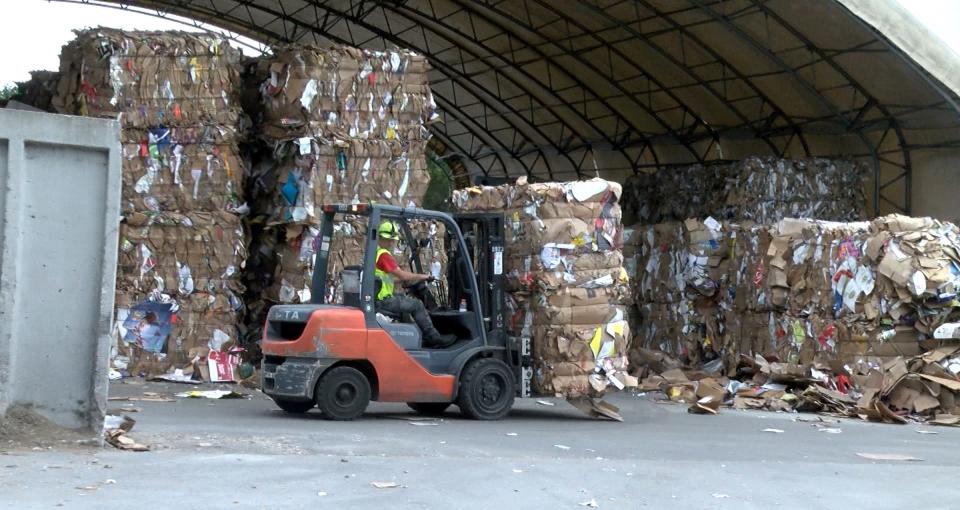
407, 402, 451, 416
315, 366, 371, 421
272, 398, 315, 414
457, 358, 515, 420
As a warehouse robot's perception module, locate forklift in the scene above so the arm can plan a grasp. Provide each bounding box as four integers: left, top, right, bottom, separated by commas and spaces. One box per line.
260, 203, 531, 420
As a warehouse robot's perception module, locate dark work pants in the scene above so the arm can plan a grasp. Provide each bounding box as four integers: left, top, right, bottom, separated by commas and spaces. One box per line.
378, 295, 443, 342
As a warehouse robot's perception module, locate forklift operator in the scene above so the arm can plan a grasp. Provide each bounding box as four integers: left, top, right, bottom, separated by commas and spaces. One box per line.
375, 221, 457, 348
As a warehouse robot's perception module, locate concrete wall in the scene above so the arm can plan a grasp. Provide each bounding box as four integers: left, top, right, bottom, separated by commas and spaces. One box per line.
909, 149, 960, 223
0, 109, 121, 432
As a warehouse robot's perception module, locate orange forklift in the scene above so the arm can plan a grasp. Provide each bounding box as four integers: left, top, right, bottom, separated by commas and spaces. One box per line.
260, 203, 531, 420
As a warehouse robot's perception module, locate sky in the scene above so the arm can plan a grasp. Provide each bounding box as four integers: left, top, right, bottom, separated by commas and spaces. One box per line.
0, 1, 261, 86
0, 0, 958, 86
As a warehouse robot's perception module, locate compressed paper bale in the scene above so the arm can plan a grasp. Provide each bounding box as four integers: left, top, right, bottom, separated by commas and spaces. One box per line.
120, 142, 245, 214
504, 202, 622, 222
257, 138, 430, 225
620, 157, 867, 225
114, 292, 242, 378
114, 210, 246, 376
258, 45, 435, 141
507, 217, 614, 252
631, 212, 960, 373
456, 176, 632, 398
53, 29, 244, 131
55, 28, 252, 379
503, 252, 625, 283
723, 157, 867, 224
506, 267, 628, 294
454, 177, 621, 211
530, 322, 631, 398
620, 165, 728, 224
116, 211, 246, 297
537, 287, 627, 308
54, 28, 249, 216
531, 304, 628, 327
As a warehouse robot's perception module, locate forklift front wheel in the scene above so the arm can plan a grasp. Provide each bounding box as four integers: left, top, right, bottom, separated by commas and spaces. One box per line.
315, 366, 371, 421
457, 358, 515, 420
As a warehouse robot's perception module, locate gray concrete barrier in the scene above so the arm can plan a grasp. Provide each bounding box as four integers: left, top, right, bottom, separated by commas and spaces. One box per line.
0, 109, 121, 432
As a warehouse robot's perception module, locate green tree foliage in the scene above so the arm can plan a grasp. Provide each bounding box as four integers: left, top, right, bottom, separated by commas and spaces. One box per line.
0, 83, 20, 101
423, 151, 454, 212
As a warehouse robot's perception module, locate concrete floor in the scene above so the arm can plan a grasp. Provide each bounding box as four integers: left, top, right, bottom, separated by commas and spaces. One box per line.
1, 381, 958, 509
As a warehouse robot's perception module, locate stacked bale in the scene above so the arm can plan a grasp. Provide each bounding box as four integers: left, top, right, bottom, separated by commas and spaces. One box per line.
620, 157, 867, 225
244, 45, 440, 332
54, 29, 248, 377
631, 214, 960, 375
620, 164, 728, 225
722, 158, 868, 224
454, 177, 633, 398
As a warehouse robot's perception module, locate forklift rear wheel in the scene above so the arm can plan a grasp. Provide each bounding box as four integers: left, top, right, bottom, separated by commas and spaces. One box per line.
272, 398, 315, 414
457, 358, 515, 420
315, 366, 371, 421
406, 402, 451, 416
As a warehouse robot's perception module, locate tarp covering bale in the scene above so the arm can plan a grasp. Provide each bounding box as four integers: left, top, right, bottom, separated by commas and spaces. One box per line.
454, 177, 634, 399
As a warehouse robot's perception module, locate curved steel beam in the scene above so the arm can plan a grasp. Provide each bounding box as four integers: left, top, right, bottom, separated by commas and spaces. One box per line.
689, 0, 886, 212
61, 0, 269, 52
373, 0, 645, 177
455, 0, 700, 164
432, 94, 525, 177
524, 0, 723, 149
745, 0, 912, 213
590, 0, 804, 157
428, 116, 508, 178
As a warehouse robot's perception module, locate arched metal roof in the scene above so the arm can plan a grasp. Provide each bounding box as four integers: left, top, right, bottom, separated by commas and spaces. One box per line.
70, 0, 960, 214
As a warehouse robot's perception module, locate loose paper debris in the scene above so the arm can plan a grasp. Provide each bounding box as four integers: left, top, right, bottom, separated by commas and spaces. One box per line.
371, 481, 401, 489
103, 416, 148, 452
856, 453, 923, 462
567, 398, 624, 421
762, 428, 784, 434
175, 390, 245, 399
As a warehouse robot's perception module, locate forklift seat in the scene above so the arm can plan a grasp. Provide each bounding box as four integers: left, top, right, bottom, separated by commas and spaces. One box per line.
376, 314, 422, 349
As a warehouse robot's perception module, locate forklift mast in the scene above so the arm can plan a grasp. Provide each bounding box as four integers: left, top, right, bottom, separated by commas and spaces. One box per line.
448, 213, 506, 340
450, 213, 529, 396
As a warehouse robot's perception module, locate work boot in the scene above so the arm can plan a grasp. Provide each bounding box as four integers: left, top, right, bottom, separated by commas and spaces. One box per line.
428, 334, 458, 348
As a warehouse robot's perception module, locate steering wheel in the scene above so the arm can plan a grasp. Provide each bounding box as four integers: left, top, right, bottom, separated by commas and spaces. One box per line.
404, 278, 439, 311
